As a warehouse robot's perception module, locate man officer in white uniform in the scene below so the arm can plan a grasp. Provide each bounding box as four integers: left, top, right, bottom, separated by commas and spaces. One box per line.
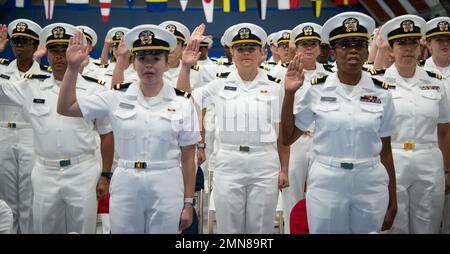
0, 23, 114, 234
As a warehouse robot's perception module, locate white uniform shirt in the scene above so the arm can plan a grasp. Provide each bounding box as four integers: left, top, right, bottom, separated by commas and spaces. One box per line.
0, 60, 49, 124
164, 61, 201, 90
270, 62, 332, 83
424, 58, 450, 103
101, 63, 138, 87
78, 82, 200, 162
294, 72, 396, 159
197, 57, 215, 68
193, 69, 284, 146
197, 64, 235, 91
1, 74, 112, 158
82, 57, 104, 80
380, 65, 450, 145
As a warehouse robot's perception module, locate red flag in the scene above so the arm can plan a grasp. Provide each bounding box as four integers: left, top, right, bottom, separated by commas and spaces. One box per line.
100, 0, 111, 23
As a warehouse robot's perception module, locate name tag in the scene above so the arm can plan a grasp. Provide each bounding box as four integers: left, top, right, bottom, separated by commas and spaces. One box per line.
0, 74, 10, 80
360, 95, 381, 104
320, 96, 336, 102
33, 98, 45, 104
419, 85, 440, 91
224, 86, 237, 91
119, 102, 134, 109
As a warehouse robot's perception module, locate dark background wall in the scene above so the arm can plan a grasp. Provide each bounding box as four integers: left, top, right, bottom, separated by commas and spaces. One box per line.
0, 0, 365, 60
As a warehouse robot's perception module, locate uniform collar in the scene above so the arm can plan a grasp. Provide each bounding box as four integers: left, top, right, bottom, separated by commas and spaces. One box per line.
385, 64, 430, 87
5, 59, 41, 76
325, 71, 375, 98
225, 68, 268, 90
425, 57, 450, 77
123, 81, 173, 108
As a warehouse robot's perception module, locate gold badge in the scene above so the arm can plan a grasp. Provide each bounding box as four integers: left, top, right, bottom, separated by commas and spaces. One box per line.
239, 28, 250, 39
282, 32, 290, 39
401, 20, 414, 33
165, 24, 177, 34
438, 21, 449, 32
343, 18, 358, 33
139, 30, 153, 45
303, 26, 313, 36
16, 22, 27, 32
114, 31, 125, 40
52, 27, 65, 39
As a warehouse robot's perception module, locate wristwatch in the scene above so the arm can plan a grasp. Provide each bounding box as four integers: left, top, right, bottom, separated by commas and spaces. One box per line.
184, 197, 194, 205
197, 143, 206, 149
101, 171, 113, 180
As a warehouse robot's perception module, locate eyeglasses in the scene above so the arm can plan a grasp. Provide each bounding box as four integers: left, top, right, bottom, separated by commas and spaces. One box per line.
334, 40, 368, 50
277, 43, 289, 49
11, 37, 34, 46
234, 46, 258, 53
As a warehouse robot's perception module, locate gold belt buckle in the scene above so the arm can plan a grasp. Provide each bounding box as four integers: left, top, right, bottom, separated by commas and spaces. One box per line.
134, 161, 147, 169
7, 122, 17, 128
403, 142, 415, 150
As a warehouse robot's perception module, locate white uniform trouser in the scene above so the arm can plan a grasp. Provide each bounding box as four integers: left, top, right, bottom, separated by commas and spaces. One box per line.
306, 157, 389, 234
281, 134, 313, 234
109, 166, 184, 234
0, 127, 34, 233
0, 200, 13, 234
442, 194, 450, 234
391, 147, 445, 234
213, 145, 280, 234
32, 154, 100, 234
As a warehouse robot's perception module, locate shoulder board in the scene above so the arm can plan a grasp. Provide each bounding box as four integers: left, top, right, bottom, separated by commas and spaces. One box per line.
417, 59, 426, 67
322, 64, 335, 73
191, 64, 200, 71
364, 61, 374, 65
213, 61, 232, 66
174, 88, 191, 99
216, 72, 231, 78
82, 75, 106, 86
39, 64, 52, 73
113, 82, 132, 91
94, 62, 109, 68
366, 67, 386, 76
0, 58, 11, 66
264, 61, 278, 66
281, 63, 289, 68
23, 73, 51, 80
310, 75, 328, 85
267, 74, 281, 84
259, 65, 271, 71
371, 77, 391, 90
426, 71, 442, 80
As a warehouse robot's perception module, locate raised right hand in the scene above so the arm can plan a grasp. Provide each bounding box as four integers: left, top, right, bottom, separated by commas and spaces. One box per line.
66, 31, 89, 68
284, 53, 305, 92
0, 24, 8, 53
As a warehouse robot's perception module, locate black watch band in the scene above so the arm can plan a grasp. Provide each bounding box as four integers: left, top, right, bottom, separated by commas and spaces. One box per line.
101, 171, 113, 179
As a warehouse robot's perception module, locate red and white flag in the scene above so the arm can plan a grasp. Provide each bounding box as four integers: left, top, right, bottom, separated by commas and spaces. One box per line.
202, 0, 214, 23
100, 0, 112, 23
277, 0, 299, 10
15, 0, 24, 7
180, 0, 188, 11
43, 0, 55, 19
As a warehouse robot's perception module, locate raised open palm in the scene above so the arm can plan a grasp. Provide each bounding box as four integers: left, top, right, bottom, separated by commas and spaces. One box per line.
66, 31, 89, 68
284, 53, 305, 92
0, 25, 9, 53
182, 39, 201, 67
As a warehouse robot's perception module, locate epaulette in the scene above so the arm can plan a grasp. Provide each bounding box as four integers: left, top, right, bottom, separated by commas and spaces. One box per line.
417, 59, 426, 67
0, 58, 11, 66
322, 63, 335, 73
113, 82, 132, 91
94, 62, 109, 68
213, 60, 232, 66
216, 72, 230, 78
174, 88, 191, 99
426, 71, 442, 80
267, 74, 281, 84
23, 73, 51, 80
364, 66, 386, 76
281, 63, 289, 68
371, 77, 392, 90
82, 75, 106, 86
310, 75, 328, 85
39, 64, 52, 73
191, 64, 200, 71
259, 65, 271, 71
264, 61, 278, 66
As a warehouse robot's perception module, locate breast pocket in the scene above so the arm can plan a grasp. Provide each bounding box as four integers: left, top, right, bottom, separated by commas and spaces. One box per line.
419, 91, 440, 119
113, 109, 137, 140
314, 103, 340, 131
360, 103, 384, 131
29, 104, 51, 134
